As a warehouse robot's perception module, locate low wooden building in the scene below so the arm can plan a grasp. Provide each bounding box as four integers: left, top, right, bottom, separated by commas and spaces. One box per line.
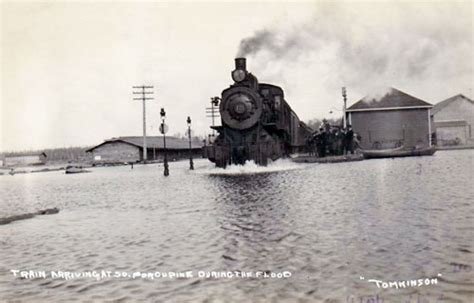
87, 136, 204, 163
346, 88, 433, 149
432, 94, 474, 146
3, 152, 47, 167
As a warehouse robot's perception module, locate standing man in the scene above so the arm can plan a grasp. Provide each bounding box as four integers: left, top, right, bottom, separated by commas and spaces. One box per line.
345, 125, 354, 154
317, 128, 327, 157
334, 128, 344, 155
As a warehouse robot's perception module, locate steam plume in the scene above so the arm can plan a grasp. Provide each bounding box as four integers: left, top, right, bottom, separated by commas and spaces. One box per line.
236, 2, 473, 108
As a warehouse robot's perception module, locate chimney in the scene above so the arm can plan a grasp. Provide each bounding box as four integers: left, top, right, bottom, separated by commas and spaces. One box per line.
235, 58, 246, 71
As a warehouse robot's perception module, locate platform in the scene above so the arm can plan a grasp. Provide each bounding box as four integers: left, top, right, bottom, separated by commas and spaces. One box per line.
291, 154, 364, 164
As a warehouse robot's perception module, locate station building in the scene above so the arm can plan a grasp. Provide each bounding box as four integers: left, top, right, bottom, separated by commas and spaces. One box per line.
87, 136, 204, 163
3, 152, 47, 167
432, 94, 474, 146
346, 88, 434, 150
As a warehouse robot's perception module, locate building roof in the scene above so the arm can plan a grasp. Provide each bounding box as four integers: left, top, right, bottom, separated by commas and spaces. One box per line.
432, 94, 474, 115
87, 136, 204, 152
347, 87, 433, 112
435, 120, 468, 127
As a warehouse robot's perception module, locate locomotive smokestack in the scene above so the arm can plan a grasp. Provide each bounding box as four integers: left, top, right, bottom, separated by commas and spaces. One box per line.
235, 58, 247, 71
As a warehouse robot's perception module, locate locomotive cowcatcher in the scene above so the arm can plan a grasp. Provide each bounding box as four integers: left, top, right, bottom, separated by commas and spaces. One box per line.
203, 58, 312, 168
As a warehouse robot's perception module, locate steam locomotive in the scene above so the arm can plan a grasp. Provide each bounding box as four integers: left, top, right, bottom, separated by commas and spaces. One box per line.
203, 58, 312, 168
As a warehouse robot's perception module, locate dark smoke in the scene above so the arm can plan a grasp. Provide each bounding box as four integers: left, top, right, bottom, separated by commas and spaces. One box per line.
237, 28, 306, 59
237, 30, 275, 57
234, 2, 473, 103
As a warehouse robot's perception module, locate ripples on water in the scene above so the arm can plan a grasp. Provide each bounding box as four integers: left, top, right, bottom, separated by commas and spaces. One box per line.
0, 151, 473, 302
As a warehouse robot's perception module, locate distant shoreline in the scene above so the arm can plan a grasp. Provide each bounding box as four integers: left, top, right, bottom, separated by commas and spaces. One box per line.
2, 147, 474, 176
2, 147, 473, 176
0, 159, 185, 176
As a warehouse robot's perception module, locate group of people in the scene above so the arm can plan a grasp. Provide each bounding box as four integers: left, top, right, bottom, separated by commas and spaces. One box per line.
307, 120, 360, 157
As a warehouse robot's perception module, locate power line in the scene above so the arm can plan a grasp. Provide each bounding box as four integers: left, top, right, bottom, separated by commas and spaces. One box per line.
132, 85, 154, 163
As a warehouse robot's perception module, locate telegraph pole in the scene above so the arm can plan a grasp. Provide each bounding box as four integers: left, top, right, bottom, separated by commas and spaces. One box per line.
206, 97, 220, 141
133, 85, 154, 163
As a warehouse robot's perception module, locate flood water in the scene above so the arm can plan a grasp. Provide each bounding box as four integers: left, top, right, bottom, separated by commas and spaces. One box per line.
1, 150, 473, 303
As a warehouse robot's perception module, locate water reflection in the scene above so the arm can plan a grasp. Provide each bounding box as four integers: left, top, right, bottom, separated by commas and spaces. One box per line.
212, 173, 292, 265
0, 152, 473, 302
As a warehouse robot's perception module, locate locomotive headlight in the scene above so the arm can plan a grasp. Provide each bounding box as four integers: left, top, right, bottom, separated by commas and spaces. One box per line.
232, 69, 246, 82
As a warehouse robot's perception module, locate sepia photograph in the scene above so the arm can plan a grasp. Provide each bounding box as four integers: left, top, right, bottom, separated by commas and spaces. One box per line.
0, 0, 473, 302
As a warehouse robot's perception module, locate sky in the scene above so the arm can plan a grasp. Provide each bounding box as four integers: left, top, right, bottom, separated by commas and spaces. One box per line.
1, 0, 473, 151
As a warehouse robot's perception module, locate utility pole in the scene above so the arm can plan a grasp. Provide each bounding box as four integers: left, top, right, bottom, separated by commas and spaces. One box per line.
342, 87, 347, 129
133, 85, 154, 163
206, 97, 220, 140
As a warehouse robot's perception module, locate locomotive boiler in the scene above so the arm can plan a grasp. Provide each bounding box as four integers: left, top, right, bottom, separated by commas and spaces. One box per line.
203, 58, 312, 168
